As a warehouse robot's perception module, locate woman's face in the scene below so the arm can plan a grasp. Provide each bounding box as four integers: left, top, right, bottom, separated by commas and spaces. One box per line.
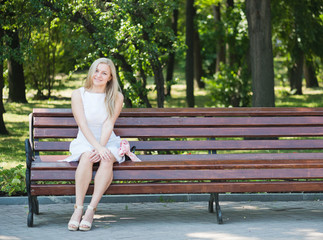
92, 63, 112, 88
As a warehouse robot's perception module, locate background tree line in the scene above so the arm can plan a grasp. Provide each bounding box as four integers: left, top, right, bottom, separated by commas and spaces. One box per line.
0, 0, 322, 134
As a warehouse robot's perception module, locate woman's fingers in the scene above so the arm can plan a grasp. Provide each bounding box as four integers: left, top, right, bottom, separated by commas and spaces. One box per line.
92, 147, 113, 162
90, 150, 101, 163
100, 149, 113, 162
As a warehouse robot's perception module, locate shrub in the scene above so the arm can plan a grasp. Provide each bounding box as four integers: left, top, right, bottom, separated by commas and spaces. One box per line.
0, 164, 26, 196
205, 63, 252, 107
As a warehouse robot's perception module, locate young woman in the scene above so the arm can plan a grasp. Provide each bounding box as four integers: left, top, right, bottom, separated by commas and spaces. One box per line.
66, 58, 124, 231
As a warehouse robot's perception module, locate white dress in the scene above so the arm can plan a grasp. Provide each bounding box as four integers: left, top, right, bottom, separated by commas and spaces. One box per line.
63, 87, 124, 163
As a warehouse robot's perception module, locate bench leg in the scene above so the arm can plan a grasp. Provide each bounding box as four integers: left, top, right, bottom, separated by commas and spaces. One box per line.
32, 196, 39, 215
208, 193, 215, 213
25, 139, 35, 227
27, 195, 34, 227
209, 193, 223, 224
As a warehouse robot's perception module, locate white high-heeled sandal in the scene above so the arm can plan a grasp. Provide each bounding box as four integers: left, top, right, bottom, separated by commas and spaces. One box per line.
68, 205, 84, 231
79, 205, 96, 231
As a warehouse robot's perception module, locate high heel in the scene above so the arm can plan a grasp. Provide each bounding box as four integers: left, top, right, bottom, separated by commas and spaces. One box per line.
79, 205, 96, 231
68, 205, 83, 231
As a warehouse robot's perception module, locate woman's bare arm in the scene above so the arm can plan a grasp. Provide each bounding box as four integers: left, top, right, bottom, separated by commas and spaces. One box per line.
71, 89, 102, 151
94, 92, 124, 161
100, 92, 124, 146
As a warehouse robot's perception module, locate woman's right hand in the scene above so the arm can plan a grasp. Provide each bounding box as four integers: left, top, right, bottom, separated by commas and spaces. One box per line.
89, 149, 101, 163
93, 146, 113, 162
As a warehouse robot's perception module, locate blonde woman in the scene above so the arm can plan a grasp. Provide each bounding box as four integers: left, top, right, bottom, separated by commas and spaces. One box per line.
66, 58, 124, 231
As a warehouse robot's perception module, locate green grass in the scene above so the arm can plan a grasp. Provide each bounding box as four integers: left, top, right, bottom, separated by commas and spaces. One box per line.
1, 70, 323, 169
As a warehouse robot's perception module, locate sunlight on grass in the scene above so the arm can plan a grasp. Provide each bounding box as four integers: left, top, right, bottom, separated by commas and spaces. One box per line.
276, 86, 323, 107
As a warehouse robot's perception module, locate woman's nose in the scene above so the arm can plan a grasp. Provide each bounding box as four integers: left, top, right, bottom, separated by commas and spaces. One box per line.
96, 72, 102, 77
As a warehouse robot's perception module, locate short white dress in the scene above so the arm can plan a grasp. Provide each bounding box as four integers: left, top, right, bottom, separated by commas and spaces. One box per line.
63, 87, 125, 163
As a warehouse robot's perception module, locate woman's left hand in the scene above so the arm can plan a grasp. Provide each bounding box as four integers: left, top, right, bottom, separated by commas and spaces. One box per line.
95, 146, 113, 162
89, 149, 101, 163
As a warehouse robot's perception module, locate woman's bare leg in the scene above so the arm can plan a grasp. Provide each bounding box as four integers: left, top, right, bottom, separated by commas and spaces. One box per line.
68, 152, 93, 228
81, 156, 116, 226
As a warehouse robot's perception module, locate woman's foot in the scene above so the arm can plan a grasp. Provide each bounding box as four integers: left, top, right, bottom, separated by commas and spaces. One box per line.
68, 205, 84, 231
79, 205, 96, 231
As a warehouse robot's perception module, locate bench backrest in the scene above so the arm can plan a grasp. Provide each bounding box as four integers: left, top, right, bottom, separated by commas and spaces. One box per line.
30, 107, 323, 159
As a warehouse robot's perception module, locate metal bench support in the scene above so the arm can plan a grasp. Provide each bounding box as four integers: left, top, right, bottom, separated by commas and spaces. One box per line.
209, 193, 223, 224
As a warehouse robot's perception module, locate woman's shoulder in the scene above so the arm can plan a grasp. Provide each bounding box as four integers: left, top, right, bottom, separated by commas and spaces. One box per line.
116, 91, 124, 103
117, 91, 124, 99
71, 87, 84, 99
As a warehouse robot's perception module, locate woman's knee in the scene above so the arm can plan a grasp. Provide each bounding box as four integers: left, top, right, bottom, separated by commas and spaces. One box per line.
100, 156, 115, 168
78, 152, 93, 166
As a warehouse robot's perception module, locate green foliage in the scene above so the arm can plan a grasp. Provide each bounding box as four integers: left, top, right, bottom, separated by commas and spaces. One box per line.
32, 0, 182, 107
0, 164, 26, 196
205, 63, 251, 107
1, 0, 182, 106
271, 0, 323, 83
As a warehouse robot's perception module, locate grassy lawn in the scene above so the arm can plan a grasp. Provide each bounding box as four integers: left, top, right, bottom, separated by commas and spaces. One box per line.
1, 70, 323, 169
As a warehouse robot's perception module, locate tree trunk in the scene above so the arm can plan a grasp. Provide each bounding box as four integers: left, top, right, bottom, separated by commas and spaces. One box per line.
194, 28, 205, 89
151, 57, 165, 108
226, 0, 237, 67
289, 46, 304, 95
0, 28, 8, 134
7, 29, 27, 103
166, 9, 179, 97
213, 4, 226, 73
246, 0, 275, 107
185, 0, 195, 107
304, 57, 319, 88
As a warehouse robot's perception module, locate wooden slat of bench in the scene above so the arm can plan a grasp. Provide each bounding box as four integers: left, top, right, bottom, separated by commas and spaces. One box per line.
33, 139, 323, 152
121, 108, 323, 117
115, 127, 323, 138
30, 168, 323, 181
30, 181, 323, 196
33, 117, 76, 127
34, 152, 323, 163
131, 139, 323, 151
33, 126, 323, 138
33, 116, 323, 128
31, 160, 323, 170
117, 107, 323, 117
33, 128, 77, 138
116, 116, 323, 127
32, 107, 323, 117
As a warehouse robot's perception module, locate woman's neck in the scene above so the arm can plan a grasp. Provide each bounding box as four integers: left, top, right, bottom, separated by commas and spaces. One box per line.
87, 86, 106, 93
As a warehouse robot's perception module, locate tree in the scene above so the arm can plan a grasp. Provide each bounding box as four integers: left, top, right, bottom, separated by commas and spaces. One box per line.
226, 0, 238, 67
1, 0, 30, 103
40, 0, 178, 108
272, 0, 323, 94
0, 27, 8, 134
201, 0, 251, 107
193, 5, 205, 89
6, 29, 27, 103
212, 3, 226, 73
246, 0, 275, 107
288, 44, 304, 95
166, 8, 179, 97
304, 57, 319, 88
185, 0, 195, 107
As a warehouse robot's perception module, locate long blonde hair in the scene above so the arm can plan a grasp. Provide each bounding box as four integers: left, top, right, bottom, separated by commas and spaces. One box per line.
84, 58, 121, 119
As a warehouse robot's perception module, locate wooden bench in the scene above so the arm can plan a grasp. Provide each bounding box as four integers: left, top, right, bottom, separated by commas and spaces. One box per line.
25, 107, 323, 227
